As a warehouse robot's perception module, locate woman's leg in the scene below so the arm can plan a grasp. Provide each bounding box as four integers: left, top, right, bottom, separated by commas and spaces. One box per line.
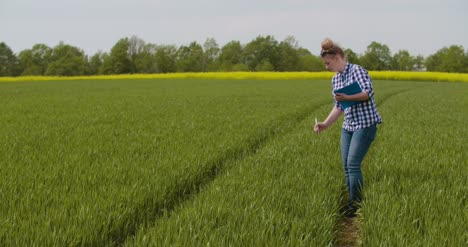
346, 124, 377, 210
340, 128, 353, 198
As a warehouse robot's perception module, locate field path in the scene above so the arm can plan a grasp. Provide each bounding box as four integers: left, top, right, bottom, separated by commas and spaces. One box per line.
336, 218, 359, 246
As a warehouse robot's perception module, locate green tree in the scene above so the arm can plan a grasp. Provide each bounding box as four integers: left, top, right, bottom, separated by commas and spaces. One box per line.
0, 42, 20, 76
88, 51, 106, 75
101, 38, 132, 74
218, 41, 243, 71
45, 42, 87, 76
127, 36, 147, 73
345, 48, 360, 65
18, 44, 51, 75
297, 48, 324, 71
360, 41, 392, 70
392, 50, 415, 71
465, 50, 468, 72
425, 45, 466, 72
133, 43, 159, 74
176, 42, 204, 72
255, 59, 274, 71
231, 63, 249, 71
413, 55, 426, 71
155, 45, 177, 73
203, 38, 220, 72
242, 35, 280, 71
277, 36, 301, 71
425, 51, 441, 72
18, 50, 39, 75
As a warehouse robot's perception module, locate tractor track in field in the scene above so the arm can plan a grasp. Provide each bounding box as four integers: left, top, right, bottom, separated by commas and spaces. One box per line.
334, 88, 412, 247
110, 100, 331, 246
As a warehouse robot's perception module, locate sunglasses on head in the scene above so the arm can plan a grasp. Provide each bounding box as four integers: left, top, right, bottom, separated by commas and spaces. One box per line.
320, 49, 336, 57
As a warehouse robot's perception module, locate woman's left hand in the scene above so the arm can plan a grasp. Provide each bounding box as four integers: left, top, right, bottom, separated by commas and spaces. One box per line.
334, 93, 349, 101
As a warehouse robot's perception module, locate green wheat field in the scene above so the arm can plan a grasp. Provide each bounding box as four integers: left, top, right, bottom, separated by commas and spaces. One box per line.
0, 78, 466, 246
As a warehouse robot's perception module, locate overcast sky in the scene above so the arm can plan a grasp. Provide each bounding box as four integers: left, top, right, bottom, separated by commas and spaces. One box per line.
1, 0, 467, 57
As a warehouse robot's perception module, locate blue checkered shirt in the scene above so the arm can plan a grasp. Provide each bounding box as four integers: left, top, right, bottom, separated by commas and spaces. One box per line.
332, 63, 382, 131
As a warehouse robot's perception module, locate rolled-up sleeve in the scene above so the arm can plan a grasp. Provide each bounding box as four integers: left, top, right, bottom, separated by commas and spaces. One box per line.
333, 96, 344, 111
353, 66, 374, 98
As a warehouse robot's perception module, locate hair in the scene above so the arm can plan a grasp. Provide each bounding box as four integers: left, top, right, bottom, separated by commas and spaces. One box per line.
320, 38, 345, 59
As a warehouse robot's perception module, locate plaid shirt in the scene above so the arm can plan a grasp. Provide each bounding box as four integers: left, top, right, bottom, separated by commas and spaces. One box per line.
332, 63, 382, 131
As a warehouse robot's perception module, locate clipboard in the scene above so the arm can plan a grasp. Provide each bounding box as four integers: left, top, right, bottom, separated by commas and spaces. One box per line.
333, 81, 363, 109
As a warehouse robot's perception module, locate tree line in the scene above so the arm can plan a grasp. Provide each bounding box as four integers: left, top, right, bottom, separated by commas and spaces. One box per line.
1, 35, 467, 76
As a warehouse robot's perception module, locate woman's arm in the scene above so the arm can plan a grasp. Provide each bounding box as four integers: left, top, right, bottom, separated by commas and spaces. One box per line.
334, 91, 369, 102
314, 107, 343, 133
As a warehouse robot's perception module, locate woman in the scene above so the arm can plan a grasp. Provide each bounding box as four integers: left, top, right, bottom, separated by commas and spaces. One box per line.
314, 38, 382, 217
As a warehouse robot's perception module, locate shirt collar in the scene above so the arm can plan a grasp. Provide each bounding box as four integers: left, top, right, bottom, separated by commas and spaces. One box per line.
338, 62, 352, 76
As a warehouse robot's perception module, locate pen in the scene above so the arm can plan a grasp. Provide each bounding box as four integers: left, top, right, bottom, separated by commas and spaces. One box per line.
315, 117, 319, 133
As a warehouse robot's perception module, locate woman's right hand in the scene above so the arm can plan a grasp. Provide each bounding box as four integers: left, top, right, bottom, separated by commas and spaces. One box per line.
314, 121, 327, 134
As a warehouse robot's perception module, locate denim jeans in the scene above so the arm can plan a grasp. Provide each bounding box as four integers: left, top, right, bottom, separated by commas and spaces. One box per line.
340, 124, 377, 210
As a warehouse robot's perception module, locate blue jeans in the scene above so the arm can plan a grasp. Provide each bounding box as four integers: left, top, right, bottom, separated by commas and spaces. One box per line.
340, 124, 377, 210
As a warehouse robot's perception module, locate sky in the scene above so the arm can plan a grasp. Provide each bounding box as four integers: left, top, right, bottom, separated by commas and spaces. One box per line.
1, 0, 467, 57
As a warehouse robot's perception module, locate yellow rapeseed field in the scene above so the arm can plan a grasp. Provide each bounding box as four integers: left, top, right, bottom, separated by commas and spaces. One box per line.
0, 71, 467, 82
